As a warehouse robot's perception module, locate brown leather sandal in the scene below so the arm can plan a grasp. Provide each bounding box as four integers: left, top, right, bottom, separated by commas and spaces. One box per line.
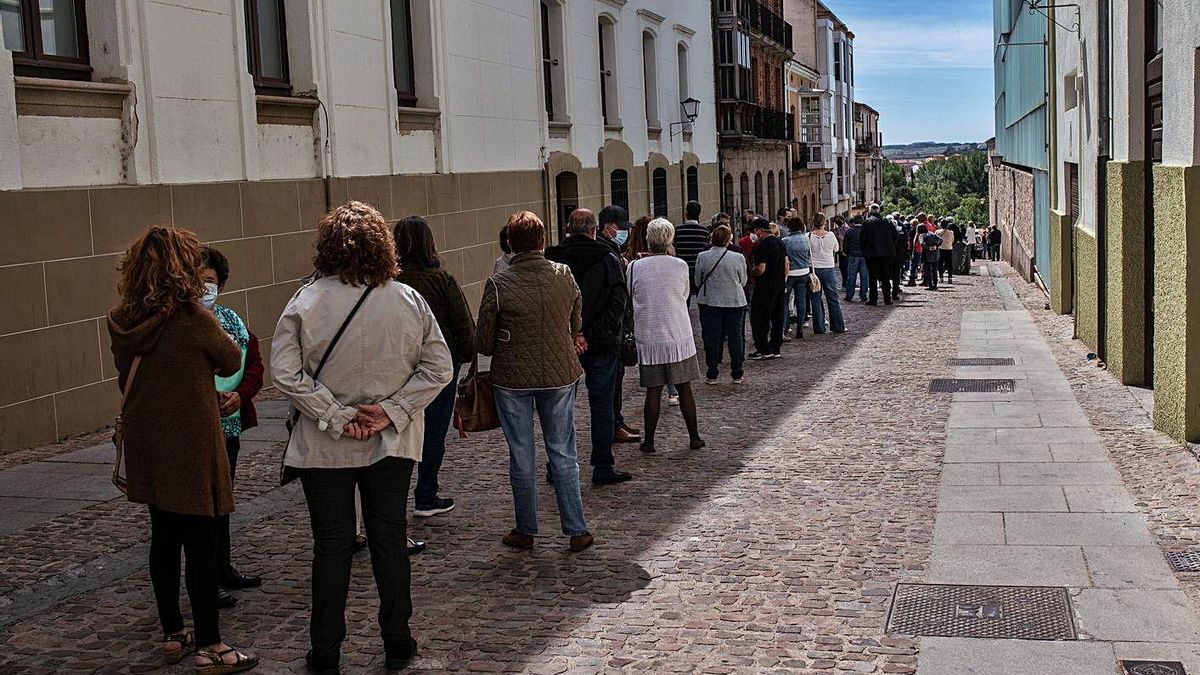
163, 631, 194, 665
194, 647, 259, 673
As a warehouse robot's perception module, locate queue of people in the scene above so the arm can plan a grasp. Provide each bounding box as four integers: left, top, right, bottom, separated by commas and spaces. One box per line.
106, 195, 984, 673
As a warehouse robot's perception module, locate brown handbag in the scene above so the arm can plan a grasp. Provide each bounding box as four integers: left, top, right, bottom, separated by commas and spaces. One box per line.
111, 355, 143, 495
454, 279, 500, 436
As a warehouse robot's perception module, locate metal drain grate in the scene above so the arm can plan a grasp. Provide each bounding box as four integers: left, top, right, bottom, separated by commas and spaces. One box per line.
929, 378, 1016, 393
947, 358, 1016, 367
1164, 550, 1200, 572
886, 583, 1076, 640
1121, 662, 1188, 675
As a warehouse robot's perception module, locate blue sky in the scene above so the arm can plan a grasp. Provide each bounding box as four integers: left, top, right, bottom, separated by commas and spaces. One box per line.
831, 0, 994, 145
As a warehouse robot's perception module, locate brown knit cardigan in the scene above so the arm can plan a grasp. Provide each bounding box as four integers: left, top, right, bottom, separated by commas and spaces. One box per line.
108, 302, 241, 517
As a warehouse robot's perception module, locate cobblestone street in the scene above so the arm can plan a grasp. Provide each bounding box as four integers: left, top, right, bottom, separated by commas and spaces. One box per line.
4, 263, 1200, 674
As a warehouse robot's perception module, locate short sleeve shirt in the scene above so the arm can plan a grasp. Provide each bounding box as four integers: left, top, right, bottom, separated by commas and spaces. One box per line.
752, 236, 787, 289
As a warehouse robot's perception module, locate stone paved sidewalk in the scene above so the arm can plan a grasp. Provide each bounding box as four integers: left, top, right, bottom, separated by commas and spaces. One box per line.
2, 263, 1200, 674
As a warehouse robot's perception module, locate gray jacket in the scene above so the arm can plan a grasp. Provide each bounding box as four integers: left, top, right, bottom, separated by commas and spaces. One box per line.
693, 246, 748, 308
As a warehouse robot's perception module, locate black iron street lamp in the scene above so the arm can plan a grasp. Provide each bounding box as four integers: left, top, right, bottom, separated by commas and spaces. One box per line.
670, 97, 702, 139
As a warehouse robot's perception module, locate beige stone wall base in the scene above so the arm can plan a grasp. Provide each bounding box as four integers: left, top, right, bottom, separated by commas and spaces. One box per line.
1104, 160, 1147, 385
1152, 164, 1200, 442
1048, 209, 1073, 315
1074, 227, 1100, 351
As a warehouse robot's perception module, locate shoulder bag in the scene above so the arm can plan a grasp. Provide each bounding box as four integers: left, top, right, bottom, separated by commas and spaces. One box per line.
280, 285, 375, 485
110, 355, 143, 494
454, 279, 500, 436
806, 234, 823, 293
696, 249, 729, 296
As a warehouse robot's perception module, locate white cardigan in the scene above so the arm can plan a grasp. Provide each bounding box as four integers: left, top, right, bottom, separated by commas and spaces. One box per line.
626, 254, 697, 366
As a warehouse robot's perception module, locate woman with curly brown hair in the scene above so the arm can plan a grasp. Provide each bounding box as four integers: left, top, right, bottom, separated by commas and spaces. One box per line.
106, 226, 257, 673
270, 201, 452, 673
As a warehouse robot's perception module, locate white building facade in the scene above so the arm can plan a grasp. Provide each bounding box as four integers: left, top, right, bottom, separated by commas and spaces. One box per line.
0, 0, 719, 450
814, 1, 855, 217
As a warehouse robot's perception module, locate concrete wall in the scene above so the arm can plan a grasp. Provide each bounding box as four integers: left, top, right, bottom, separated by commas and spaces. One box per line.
1104, 160, 1147, 385
988, 161, 1035, 281
1074, 227, 1100, 350
1152, 165, 1200, 441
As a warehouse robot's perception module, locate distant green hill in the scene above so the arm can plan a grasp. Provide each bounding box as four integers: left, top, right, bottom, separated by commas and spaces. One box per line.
883, 141, 987, 160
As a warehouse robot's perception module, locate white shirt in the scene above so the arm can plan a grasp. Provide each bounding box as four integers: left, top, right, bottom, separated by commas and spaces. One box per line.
807, 230, 840, 269
626, 254, 697, 366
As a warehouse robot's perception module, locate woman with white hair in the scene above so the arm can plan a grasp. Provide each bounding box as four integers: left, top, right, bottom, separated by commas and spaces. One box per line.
626, 218, 705, 453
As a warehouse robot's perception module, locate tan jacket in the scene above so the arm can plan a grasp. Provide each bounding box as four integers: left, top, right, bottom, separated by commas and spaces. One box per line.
271, 276, 453, 469
475, 252, 583, 389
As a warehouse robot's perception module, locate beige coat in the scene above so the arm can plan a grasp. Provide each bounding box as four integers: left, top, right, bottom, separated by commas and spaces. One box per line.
475, 252, 583, 389
271, 276, 453, 469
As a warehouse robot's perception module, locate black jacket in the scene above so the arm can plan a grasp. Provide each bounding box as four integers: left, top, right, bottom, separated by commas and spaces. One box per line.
861, 216, 896, 258
893, 221, 912, 259
843, 224, 865, 257
545, 235, 630, 351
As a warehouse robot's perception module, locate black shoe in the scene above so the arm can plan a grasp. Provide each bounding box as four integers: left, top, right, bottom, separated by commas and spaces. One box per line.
592, 469, 633, 485
216, 587, 238, 609
413, 497, 455, 518
220, 566, 262, 590
748, 352, 768, 361
407, 537, 426, 556
306, 650, 340, 674
384, 636, 418, 671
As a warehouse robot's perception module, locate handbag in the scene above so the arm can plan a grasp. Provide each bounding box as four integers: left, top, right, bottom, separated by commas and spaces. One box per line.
280, 285, 375, 485
808, 270, 822, 293
454, 278, 500, 435
110, 355, 143, 495
696, 248, 729, 296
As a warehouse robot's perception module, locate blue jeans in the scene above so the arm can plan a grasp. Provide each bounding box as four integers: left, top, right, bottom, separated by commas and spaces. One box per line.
783, 275, 810, 331
579, 351, 618, 472
415, 364, 460, 507
845, 256, 868, 300
698, 304, 746, 380
494, 385, 588, 537
908, 252, 922, 283
810, 267, 846, 333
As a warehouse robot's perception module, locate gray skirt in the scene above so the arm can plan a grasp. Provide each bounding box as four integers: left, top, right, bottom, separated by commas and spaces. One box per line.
639, 355, 701, 388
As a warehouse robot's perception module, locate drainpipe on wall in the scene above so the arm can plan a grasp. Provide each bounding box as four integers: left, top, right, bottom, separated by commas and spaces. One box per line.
1096, 0, 1112, 359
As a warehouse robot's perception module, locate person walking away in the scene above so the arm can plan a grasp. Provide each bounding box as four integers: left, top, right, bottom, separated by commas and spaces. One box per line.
673, 200, 711, 296
922, 226, 944, 290
746, 218, 789, 360
475, 211, 595, 553
781, 216, 812, 337
936, 219, 955, 283
860, 204, 895, 306
627, 218, 706, 453
807, 218, 847, 334
394, 216, 475, 519
599, 205, 643, 445
988, 225, 1003, 261
272, 202, 453, 674
199, 247, 264, 608
108, 227, 257, 673
545, 208, 635, 486
695, 225, 749, 384
843, 215, 868, 302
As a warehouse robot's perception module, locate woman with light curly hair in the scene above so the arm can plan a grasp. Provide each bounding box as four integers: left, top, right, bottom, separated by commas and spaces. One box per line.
626, 217, 706, 453
270, 201, 453, 673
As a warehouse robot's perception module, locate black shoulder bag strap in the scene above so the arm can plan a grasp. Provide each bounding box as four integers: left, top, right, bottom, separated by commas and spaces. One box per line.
285, 285, 376, 434
697, 249, 729, 295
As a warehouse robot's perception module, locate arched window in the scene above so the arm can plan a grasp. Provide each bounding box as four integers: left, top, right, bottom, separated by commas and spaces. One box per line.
739, 173, 750, 214
767, 170, 776, 215
610, 169, 629, 212
555, 171, 578, 243
686, 166, 699, 204
676, 42, 689, 103
723, 173, 735, 213
539, 0, 566, 121
642, 31, 659, 127
754, 171, 763, 215
598, 16, 619, 126
652, 167, 668, 217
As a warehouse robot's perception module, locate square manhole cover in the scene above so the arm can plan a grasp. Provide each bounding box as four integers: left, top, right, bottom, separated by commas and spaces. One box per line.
1121, 662, 1187, 675
930, 378, 1016, 393
1165, 550, 1200, 572
947, 358, 1017, 366
886, 584, 1076, 640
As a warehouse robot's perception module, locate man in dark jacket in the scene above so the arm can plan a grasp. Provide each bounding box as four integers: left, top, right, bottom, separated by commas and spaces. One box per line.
843, 215, 868, 302
891, 214, 910, 298
546, 208, 634, 485
597, 205, 642, 446
860, 204, 895, 305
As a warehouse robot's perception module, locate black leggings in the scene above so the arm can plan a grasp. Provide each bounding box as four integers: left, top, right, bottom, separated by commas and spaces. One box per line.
148, 505, 221, 646
217, 436, 240, 571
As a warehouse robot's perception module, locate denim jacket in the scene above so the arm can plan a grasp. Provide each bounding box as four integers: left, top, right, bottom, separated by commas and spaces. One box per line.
783, 231, 812, 272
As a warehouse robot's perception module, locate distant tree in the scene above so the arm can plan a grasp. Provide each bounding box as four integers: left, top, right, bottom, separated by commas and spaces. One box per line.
883, 152, 988, 224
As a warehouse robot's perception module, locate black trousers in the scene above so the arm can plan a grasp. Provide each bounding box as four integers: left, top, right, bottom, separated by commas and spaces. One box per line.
891, 257, 904, 296
300, 456, 415, 665
938, 249, 954, 280
148, 505, 221, 647
749, 283, 786, 355
217, 436, 240, 572
923, 259, 940, 289
865, 257, 893, 304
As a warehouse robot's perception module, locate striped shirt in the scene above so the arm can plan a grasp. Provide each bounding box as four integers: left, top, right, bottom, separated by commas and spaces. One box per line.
673, 220, 712, 277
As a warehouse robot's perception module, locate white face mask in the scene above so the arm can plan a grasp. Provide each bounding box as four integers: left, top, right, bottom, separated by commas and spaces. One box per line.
201, 282, 219, 309
613, 230, 629, 247
750, 233, 759, 243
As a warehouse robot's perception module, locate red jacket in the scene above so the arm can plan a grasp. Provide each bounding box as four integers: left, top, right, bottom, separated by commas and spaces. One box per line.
235, 331, 264, 431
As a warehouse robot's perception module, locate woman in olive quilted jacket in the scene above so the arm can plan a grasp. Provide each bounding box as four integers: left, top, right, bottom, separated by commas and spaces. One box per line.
475, 211, 594, 553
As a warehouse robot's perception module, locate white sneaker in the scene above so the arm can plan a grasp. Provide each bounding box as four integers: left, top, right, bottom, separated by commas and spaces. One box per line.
732, 377, 744, 384
704, 378, 719, 385
667, 394, 680, 406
